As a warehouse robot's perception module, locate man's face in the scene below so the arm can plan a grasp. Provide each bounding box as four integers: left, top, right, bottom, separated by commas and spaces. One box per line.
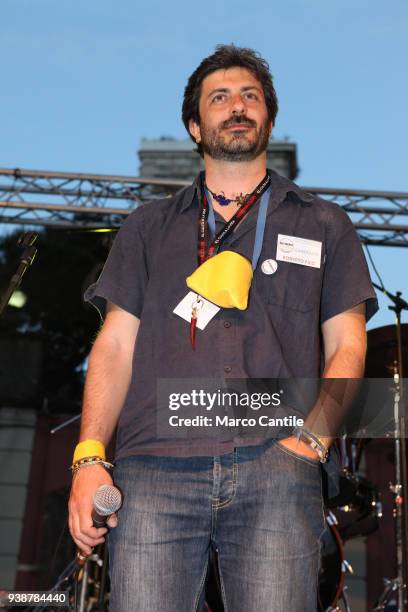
189, 67, 272, 162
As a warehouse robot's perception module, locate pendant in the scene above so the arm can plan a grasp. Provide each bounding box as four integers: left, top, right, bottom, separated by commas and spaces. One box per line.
189, 296, 204, 350
190, 307, 197, 350
215, 193, 233, 207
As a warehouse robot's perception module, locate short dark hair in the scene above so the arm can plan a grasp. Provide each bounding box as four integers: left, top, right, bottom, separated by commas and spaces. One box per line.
182, 44, 279, 155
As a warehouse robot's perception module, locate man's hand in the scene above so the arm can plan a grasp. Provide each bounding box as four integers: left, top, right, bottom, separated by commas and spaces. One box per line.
68, 465, 118, 556
277, 436, 320, 462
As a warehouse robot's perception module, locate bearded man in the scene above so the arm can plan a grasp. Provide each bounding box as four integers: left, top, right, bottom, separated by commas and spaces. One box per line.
69, 45, 377, 611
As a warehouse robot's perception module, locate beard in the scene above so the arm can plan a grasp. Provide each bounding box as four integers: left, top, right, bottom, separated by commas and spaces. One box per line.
199, 114, 270, 161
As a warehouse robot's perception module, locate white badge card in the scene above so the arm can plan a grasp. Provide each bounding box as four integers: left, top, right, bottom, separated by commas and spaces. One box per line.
276, 234, 322, 269
173, 291, 220, 330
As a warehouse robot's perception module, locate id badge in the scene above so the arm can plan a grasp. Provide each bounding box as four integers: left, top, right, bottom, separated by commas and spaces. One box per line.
173, 291, 220, 330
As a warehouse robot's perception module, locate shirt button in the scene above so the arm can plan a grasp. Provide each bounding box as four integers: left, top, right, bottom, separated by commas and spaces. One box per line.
223, 321, 231, 328
224, 365, 232, 373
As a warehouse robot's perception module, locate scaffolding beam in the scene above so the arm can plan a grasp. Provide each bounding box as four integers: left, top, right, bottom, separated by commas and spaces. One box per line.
1, 167, 407, 246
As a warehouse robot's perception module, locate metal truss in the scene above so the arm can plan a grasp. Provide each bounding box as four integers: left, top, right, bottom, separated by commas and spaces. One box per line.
1, 168, 408, 246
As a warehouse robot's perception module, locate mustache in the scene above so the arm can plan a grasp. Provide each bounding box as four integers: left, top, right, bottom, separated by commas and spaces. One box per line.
221, 115, 257, 129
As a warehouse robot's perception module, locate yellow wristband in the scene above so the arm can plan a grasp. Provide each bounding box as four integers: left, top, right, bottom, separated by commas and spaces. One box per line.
73, 439, 106, 463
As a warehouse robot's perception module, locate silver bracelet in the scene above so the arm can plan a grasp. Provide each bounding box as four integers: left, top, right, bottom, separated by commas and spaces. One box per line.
293, 426, 329, 463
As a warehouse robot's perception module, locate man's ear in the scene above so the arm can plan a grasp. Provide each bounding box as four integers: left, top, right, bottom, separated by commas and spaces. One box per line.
189, 119, 201, 143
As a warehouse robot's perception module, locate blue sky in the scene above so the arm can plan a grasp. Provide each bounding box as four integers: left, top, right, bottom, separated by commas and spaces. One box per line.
1, 0, 407, 330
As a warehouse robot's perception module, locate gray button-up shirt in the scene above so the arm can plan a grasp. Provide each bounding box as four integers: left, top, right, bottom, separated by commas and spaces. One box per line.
85, 169, 378, 496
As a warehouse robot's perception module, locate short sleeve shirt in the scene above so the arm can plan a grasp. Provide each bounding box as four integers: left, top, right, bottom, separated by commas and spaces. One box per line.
85, 169, 378, 494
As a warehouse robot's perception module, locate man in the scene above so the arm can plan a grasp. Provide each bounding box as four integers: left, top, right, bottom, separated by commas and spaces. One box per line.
69, 45, 377, 611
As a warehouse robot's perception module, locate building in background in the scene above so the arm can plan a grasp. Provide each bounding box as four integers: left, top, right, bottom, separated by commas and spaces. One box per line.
138, 137, 299, 181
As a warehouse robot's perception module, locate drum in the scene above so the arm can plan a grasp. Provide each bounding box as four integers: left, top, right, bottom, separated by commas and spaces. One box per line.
327, 470, 381, 541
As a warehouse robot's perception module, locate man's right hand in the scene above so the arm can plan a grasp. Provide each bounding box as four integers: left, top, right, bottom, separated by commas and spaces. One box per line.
68, 464, 118, 556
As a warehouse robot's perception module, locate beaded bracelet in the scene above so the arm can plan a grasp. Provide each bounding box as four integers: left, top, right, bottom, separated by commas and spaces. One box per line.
70, 455, 114, 475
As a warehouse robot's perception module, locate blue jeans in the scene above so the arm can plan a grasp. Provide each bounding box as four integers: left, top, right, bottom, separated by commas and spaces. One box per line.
108, 439, 325, 611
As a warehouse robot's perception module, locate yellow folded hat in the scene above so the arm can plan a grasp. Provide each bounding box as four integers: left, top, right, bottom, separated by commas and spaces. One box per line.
186, 250, 253, 310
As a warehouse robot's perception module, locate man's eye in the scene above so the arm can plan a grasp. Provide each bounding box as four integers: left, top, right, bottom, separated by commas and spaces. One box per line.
244, 92, 258, 100
212, 94, 226, 103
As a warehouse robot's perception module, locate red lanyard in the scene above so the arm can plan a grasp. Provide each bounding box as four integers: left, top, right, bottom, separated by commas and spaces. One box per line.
197, 173, 271, 266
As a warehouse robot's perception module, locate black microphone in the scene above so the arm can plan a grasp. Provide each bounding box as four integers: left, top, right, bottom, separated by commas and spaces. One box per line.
92, 484, 122, 528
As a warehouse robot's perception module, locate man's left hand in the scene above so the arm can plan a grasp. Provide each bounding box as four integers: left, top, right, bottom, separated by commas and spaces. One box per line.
277, 436, 320, 461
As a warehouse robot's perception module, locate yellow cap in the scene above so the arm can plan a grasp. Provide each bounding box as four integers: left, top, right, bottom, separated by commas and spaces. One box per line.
186, 251, 252, 310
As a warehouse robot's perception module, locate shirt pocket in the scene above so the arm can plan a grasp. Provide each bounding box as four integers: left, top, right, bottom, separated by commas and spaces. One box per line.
254, 257, 323, 313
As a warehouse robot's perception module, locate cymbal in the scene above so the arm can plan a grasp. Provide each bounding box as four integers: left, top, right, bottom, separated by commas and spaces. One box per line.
365, 324, 408, 377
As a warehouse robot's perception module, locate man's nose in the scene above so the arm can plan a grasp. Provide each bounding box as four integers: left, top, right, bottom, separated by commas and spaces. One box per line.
230, 93, 246, 114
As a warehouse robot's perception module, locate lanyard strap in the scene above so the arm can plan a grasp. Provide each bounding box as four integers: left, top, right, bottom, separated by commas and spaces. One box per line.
198, 173, 271, 266
204, 185, 271, 271
251, 187, 270, 270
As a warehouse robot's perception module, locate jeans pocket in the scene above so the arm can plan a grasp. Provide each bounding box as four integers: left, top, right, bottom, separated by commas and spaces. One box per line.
275, 440, 320, 467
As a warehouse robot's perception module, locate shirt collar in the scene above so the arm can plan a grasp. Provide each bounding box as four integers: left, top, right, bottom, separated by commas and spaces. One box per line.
178, 172, 202, 212
269, 168, 315, 204
178, 168, 314, 213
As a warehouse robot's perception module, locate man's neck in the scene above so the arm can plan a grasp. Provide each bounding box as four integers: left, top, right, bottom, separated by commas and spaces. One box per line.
203, 154, 268, 222
203, 154, 267, 200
